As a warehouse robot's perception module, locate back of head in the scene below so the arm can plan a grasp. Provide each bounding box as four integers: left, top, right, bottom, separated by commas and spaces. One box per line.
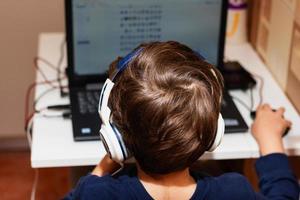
108, 41, 223, 174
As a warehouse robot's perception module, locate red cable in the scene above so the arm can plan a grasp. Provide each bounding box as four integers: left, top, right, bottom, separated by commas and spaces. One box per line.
33, 58, 58, 88
25, 55, 67, 131
24, 78, 65, 130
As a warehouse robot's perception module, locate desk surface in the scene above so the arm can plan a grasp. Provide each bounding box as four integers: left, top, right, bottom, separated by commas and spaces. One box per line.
31, 33, 300, 168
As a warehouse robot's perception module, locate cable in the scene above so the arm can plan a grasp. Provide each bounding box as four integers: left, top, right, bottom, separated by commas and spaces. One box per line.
24, 79, 60, 129
231, 95, 252, 112
25, 109, 71, 149
251, 72, 264, 106
112, 163, 124, 177
25, 78, 67, 130
32, 39, 67, 102
41, 111, 71, 118
26, 39, 68, 200
245, 71, 264, 112
223, 61, 265, 114
34, 57, 58, 72
57, 39, 67, 97
26, 113, 35, 149
25, 107, 47, 133
33, 85, 68, 109
233, 70, 265, 119
27, 37, 68, 125
31, 169, 39, 200
33, 87, 57, 109
33, 58, 57, 88
249, 87, 254, 111
26, 114, 69, 200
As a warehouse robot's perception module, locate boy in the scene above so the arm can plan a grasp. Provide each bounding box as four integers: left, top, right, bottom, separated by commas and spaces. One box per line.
64, 41, 299, 199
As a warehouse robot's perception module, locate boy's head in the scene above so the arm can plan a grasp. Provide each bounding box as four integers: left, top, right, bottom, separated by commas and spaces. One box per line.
108, 41, 223, 174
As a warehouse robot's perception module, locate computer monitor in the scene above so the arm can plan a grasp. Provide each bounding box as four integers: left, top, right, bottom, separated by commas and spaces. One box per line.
67, 0, 227, 79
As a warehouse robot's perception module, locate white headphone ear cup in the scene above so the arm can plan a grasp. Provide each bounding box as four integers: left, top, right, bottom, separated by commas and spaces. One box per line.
111, 123, 130, 159
99, 124, 125, 163
99, 126, 112, 158
207, 113, 225, 152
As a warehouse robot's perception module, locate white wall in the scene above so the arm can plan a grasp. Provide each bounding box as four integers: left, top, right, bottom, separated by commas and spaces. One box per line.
0, 1, 64, 138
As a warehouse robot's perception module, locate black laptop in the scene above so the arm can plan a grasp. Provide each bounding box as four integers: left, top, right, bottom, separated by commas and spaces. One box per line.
65, 0, 248, 141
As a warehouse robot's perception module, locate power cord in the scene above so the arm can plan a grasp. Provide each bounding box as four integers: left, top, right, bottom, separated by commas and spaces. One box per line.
33, 87, 57, 108
230, 69, 264, 118
25, 48, 68, 132
25, 107, 71, 148
31, 169, 39, 200
250, 72, 264, 106
26, 37, 69, 200
41, 111, 71, 119
57, 38, 68, 97
250, 87, 254, 111
26, 109, 70, 200
231, 95, 251, 112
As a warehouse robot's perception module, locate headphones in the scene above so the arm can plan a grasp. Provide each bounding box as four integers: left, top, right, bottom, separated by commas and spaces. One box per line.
98, 48, 225, 163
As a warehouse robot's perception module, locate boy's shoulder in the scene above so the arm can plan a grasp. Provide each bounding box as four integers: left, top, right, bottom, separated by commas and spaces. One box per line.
192, 170, 250, 183
198, 172, 256, 200
65, 172, 257, 200
65, 174, 136, 200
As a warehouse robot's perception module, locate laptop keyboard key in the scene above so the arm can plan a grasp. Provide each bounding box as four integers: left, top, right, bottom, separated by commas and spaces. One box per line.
77, 90, 100, 114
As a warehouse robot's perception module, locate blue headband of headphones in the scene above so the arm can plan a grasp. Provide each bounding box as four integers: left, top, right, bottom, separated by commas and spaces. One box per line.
111, 48, 144, 81
111, 47, 206, 81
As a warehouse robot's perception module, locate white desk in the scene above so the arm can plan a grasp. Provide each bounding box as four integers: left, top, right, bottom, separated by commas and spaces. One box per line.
31, 33, 300, 168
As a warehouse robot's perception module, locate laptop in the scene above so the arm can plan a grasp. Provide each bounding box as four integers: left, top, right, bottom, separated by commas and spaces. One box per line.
65, 0, 248, 141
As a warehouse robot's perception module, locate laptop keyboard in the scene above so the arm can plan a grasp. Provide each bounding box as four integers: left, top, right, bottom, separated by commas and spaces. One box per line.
77, 90, 100, 114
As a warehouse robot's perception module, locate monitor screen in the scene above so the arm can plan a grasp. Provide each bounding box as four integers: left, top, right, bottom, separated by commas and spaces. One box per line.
71, 0, 223, 76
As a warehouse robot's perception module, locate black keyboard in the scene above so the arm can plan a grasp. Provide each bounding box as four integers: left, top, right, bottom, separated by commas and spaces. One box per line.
77, 90, 100, 114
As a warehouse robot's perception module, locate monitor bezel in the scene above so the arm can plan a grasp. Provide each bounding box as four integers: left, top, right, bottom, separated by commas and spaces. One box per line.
65, 0, 107, 86
65, 0, 228, 86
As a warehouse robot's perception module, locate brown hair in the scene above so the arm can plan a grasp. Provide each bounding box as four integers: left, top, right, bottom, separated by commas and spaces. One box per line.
108, 41, 223, 174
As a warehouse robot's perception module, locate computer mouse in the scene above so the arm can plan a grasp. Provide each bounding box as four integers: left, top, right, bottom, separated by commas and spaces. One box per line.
250, 109, 277, 119
250, 109, 290, 136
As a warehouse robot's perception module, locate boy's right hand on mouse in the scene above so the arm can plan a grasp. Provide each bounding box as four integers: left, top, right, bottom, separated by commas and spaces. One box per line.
251, 104, 292, 156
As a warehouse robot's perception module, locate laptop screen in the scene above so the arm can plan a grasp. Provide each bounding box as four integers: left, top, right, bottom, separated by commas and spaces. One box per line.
71, 0, 224, 76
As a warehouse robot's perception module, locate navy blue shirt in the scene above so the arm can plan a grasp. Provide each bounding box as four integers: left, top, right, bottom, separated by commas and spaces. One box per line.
64, 153, 300, 199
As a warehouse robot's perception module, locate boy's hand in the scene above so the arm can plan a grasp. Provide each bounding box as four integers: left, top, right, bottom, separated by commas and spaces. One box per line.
251, 104, 292, 156
92, 154, 121, 176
